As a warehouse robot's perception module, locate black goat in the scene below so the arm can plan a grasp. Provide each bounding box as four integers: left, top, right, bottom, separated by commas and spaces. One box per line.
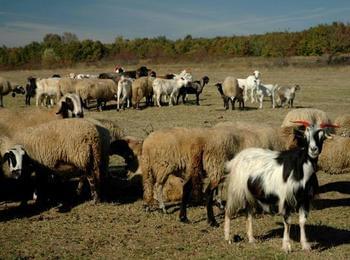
177, 76, 210, 105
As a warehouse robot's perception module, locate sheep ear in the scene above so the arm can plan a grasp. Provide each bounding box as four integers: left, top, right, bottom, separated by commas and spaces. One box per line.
2, 152, 10, 164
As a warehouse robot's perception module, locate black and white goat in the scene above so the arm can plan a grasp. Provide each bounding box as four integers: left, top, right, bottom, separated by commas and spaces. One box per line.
224, 121, 338, 252
176, 76, 210, 105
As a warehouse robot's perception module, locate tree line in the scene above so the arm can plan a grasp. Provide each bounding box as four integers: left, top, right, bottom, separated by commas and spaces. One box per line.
0, 22, 350, 70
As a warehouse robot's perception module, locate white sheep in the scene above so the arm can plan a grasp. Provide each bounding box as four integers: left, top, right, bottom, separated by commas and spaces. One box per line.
237, 71, 261, 103
256, 83, 277, 109
152, 75, 189, 107
117, 76, 133, 111
131, 76, 155, 109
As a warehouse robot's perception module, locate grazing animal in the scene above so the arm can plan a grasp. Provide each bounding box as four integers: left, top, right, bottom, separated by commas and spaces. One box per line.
25, 77, 37, 106
216, 77, 244, 110
132, 76, 155, 109
224, 120, 337, 252
177, 76, 209, 105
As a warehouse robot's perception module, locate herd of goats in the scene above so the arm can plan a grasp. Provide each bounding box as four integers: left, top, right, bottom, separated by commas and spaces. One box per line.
0, 65, 349, 253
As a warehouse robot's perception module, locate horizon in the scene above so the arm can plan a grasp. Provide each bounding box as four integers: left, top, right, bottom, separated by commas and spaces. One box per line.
1, 0, 350, 47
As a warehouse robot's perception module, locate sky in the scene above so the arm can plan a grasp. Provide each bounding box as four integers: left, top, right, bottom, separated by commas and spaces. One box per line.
0, 0, 350, 47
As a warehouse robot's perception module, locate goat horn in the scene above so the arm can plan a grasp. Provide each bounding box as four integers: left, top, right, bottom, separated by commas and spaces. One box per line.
320, 123, 340, 128
290, 120, 311, 127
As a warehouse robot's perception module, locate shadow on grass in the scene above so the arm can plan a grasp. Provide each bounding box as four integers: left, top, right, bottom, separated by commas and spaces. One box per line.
260, 222, 350, 251
319, 181, 350, 194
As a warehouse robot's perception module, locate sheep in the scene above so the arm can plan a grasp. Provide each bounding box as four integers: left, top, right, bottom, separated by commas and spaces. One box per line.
177, 76, 209, 105
0, 118, 110, 205
35, 77, 61, 107
131, 76, 155, 109
0, 77, 25, 107
224, 121, 337, 252
0, 93, 84, 137
218, 77, 245, 110
152, 76, 189, 107
237, 71, 261, 103
275, 84, 301, 108
75, 73, 98, 79
256, 83, 277, 109
141, 125, 276, 226
318, 135, 350, 174
215, 83, 230, 109
75, 78, 118, 111
116, 76, 133, 111
334, 114, 350, 137
281, 108, 333, 131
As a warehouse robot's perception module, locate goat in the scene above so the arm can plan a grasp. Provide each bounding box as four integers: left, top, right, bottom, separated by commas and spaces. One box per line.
116, 76, 133, 111
224, 120, 338, 252
177, 76, 209, 105
256, 83, 278, 109
237, 71, 261, 103
276, 85, 301, 108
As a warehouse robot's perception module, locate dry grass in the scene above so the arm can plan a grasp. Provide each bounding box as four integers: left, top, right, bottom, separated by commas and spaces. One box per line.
0, 60, 350, 259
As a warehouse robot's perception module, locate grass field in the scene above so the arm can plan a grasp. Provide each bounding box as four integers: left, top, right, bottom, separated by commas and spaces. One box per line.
0, 60, 350, 259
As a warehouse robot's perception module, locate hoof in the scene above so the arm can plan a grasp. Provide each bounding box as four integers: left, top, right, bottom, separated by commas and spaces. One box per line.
209, 220, 219, 228
180, 216, 190, 224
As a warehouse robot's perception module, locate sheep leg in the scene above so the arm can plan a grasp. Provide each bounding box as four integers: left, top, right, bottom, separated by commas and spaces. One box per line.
282, 213, 292, 253
156, 94, 162, 107
247, 210, 256, 243
86, 175, 100, 203
230, 97, 235, 110
206, 187, 219, 227
0, 95, 3, 107
299, 207, 311, 251
224, 212, 232, 243
155, 183, 167, 213
179, 179, 192, 223
196, 93, 200, 105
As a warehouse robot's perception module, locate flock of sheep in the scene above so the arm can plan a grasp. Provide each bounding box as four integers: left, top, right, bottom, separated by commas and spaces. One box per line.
0, 65, 349, 253
0, 66, 300, 112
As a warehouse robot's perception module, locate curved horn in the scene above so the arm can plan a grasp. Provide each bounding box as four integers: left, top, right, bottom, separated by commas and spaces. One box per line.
320, 123, 340, 128
290, 120, 311, 127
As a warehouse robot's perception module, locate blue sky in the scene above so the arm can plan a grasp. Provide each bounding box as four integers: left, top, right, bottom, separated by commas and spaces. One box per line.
0, 0, 349, 47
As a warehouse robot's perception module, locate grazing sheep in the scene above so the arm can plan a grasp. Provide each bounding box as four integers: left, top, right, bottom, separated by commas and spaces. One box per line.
56, 78, 81, 100
319, 135, 350, 174
177, 76, 210, 105
256, 83, 277, 109
219, 77, 245, 110
75, 78, 118, 111
0, 118, 110, 204
117, 76, 133, 111
224, 121, 336, 252
152, 76, 189, 107
237, 71, 261, 103
0, 77, 25, 107
131, 76, 155, 109
334, 114, 350, 137
215, 83, 229, 109
275, 84, 301, 108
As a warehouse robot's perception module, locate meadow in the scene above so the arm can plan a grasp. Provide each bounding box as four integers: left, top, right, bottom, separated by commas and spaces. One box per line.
0, 59, 349, 259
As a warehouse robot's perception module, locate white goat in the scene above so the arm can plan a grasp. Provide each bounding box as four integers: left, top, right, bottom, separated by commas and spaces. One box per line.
224, 121, 337, 252
116, 76, 133, 111
276, 85, 301, 108
238, 71, 261, 103
256, 83, 278, 109
152, 75, 189, 107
